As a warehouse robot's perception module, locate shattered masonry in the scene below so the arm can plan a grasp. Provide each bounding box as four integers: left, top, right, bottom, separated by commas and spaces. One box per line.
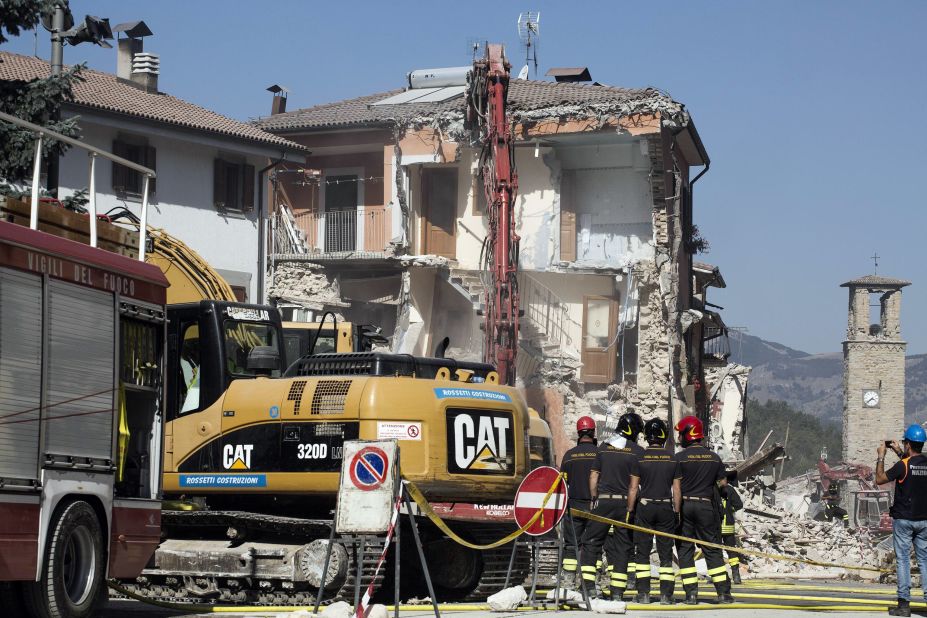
259, 77, 748, 463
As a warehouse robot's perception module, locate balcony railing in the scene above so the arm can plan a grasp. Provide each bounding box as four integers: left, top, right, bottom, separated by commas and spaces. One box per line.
702, 324, 731, 365
284, 206, 391, 257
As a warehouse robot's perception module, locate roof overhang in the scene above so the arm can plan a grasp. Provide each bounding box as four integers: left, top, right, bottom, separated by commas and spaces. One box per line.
674, 119, 709, 167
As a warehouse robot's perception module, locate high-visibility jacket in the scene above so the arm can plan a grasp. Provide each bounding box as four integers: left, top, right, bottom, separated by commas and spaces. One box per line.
720, 486, 743, 535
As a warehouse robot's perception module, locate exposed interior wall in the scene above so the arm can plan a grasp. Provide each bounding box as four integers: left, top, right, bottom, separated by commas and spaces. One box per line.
705, 363, 752, 462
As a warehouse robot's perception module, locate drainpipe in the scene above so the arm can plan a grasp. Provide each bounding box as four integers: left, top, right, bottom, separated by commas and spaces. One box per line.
257, 156, 283, 303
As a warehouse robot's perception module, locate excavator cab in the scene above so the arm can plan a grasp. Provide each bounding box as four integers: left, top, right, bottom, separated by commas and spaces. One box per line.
282, 321, 389, 368
166, 300, 285, 421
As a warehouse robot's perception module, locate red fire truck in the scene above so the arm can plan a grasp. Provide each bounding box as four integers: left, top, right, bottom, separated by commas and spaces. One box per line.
0, 221, 168, 617
0, 112, 168, 618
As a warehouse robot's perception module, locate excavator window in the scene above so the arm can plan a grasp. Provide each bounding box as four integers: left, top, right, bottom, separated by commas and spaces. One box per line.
178, 323, 201, 414
223, 320, 280, 378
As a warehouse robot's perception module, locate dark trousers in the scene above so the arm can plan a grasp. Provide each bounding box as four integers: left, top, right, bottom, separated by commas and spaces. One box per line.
825, 504, 850, 527
634, 501, 676, 597
721, 533, 743, 567
676, 499, 730, 595
562, 499, 592, 574
580, 498, 632, 594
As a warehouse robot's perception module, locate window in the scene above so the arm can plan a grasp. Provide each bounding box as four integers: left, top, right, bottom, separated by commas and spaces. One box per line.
178, 323, 200, 414
223, 321, 279, 377
214, 158, 255, 211
112, 137, 156, 199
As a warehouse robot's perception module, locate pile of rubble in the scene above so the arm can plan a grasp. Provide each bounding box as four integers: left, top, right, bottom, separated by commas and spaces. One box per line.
737, 493, 891, 580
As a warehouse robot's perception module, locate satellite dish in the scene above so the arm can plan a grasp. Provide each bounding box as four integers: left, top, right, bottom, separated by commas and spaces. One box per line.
516, 11, 540, 79
516, 65, 529, 80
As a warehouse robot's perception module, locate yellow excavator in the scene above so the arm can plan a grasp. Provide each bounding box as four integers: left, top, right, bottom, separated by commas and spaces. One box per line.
7, 198, 553, 604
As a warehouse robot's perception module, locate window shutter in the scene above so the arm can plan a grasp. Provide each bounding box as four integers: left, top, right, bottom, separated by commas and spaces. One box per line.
112, 140, 128, 196
242, 164, 255, 212
213, 159, 227, 209
145, 145, 157, 196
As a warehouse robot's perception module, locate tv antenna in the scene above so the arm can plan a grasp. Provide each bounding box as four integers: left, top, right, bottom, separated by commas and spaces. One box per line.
516, 11, 540, 79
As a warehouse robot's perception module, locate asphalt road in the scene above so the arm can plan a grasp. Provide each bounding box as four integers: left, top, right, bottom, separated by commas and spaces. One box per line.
100, 578, 920, 618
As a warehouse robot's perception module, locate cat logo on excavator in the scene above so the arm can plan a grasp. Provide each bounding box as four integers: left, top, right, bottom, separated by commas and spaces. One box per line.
447, 410, 514, 475
223, 444, 254, 470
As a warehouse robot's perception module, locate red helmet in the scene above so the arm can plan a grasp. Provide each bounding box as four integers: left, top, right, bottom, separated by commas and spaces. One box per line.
576, 416, 596, 433
675, 416, 704, 445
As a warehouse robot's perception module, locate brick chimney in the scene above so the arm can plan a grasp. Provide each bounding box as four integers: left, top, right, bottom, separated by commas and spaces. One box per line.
267, 84, 288, 115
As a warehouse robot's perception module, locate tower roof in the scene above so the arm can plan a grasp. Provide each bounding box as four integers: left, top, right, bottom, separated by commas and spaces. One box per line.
840, 274, 911, 288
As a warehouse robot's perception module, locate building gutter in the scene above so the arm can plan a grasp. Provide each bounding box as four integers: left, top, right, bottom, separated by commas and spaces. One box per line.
257, 156, 285, 302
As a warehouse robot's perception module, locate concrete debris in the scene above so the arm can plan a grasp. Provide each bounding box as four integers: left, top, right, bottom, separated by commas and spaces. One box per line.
546, 588, 583, 602
487, 585, 527, 611
319, 601, 352, 618
587, 598, 627, 614
395, 254, 450, 268
366, 605, 388, 618
269, 262, 346, 310
735, 493, 891, 580
705, 363, 751, 462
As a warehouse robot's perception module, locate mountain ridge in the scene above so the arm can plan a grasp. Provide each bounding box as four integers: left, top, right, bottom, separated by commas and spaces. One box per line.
732, 333, 927, 425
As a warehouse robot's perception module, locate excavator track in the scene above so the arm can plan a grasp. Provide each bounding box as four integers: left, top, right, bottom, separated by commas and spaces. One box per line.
119, 512, 532, 606
119, 511, 386, 607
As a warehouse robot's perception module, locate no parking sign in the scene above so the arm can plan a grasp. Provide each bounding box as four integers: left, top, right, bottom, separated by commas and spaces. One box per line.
336, 440, 398, 534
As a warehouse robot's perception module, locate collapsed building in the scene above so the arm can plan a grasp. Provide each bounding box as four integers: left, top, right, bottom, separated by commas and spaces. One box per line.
255, 66, 748, 461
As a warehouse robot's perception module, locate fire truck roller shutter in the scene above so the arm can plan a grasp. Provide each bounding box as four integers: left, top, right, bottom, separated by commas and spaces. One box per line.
45, 281, 116, 460
0, 268, 43, 481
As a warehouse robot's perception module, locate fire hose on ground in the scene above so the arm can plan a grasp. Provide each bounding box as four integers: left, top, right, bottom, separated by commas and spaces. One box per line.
109, 473, 916, 613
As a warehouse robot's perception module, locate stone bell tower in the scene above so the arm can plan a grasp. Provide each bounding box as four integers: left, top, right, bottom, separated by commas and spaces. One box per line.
841, 274, 910, 464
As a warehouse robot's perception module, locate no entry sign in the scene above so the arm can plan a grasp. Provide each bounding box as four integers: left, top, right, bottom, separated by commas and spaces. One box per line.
349, 446, 390, 491
336, 440, 398, 534
514, 466, 568, 536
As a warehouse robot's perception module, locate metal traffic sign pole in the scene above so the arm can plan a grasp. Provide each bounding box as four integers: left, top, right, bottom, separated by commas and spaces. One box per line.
402, 483, 440, 618
513, 466, 568, 608
394, 449, 401, 618
554, 519, 564, 610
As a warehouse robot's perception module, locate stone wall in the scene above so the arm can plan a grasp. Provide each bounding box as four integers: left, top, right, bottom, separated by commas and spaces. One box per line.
843, 340, 907, 464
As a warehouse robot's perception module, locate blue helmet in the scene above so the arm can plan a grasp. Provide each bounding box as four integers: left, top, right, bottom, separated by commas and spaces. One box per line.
903, 424, 927, 444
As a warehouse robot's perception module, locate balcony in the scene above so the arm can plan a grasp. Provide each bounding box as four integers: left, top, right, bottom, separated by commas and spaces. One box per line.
278, 207, 392, 259
702, 313, 731, 366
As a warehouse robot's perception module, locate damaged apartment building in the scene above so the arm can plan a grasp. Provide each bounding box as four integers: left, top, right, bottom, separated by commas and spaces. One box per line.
255, 67, 747, 461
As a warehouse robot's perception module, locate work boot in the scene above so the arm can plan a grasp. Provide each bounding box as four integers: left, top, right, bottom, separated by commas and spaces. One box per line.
889, 599, 911, 617
659, 579, 675, 605
633, 591, 651, 604
718, 592, 735, 604
608, 586, 625, 600
685, 589, 698, 605
731, 565, 742, 585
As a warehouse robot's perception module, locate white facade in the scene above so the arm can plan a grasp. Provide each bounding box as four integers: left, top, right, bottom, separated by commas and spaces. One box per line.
57, 110, 289, 302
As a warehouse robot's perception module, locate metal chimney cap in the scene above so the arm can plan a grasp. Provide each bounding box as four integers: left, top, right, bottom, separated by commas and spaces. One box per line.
112, 20, 153, 38
267, 84, 289, 94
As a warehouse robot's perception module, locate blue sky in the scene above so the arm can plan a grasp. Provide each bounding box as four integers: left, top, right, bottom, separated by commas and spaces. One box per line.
5, 1, 926, 354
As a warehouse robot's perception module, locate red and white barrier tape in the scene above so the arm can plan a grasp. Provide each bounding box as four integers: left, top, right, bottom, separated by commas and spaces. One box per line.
355, 491, 403, 618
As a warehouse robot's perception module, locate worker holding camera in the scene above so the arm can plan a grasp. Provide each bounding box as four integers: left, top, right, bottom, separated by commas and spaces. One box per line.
876, 425, 927, 617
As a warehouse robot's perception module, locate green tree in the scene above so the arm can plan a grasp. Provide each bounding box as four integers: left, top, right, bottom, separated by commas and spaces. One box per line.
746, 399, 842, 478
0, 0, 83, 185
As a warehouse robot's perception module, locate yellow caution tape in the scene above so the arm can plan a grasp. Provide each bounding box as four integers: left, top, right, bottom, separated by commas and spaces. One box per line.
404, 473, 563, 550
571, 508, 891, 573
